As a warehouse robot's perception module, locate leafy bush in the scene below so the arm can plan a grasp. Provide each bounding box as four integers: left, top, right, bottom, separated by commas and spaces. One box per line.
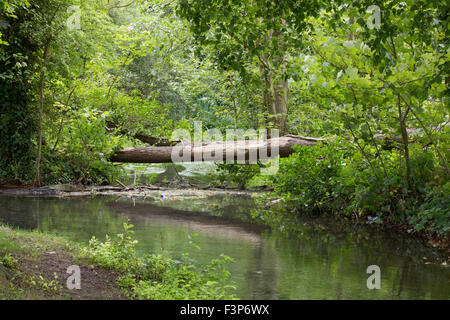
216, 162, 263, 189
39, 108, 124, 185
271, 139, 348, 214
82, 222, 139, 272
407, 183, 450, 236
0, 252, 17, 269
81, 222, 237, 300
132, 253, 236, 300
269, 138, 450, 237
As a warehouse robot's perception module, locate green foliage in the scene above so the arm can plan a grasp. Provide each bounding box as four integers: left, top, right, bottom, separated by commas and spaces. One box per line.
28, 273, 62, 294
272, 139, 349, 213
216, 162, 263, 189
0, 0, 448, 242
1, 0, 267, 184
0, 252, 17, 269
177, 0, 321, 75
43, 108, 124, 184
82, 221, 139, 272
81, 222, 237, 300
131, 253, 236, 300
408, 182, 450, 235
0, 1, 38, 183
270, 138, 449, 236
0, 0, 29, 44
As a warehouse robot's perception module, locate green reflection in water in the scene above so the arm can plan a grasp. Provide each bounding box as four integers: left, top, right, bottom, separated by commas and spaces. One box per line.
0, 194, 448, 300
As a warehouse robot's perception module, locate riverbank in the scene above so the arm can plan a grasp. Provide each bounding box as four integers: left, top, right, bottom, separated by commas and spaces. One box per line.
1, 183, 448, 251
0, 191, 448, 299
259, 196, 449, 252
0, 225, 125, 299
0, 221, 237, 300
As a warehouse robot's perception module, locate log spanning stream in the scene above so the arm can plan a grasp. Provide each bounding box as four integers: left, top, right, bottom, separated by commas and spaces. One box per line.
0, 190, 448, 299
110, 135, 324, 163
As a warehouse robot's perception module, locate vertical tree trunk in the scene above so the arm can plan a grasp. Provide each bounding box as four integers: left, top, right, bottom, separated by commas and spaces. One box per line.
260, 54, 275, 115
272, 74, 288, 135
34, 41, 51, 186
260, 53, 288, 136
347, 17, 355, 40
397, 95, 411, 195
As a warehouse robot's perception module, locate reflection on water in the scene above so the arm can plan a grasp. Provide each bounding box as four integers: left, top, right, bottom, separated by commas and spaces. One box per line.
0, 194, 448, 299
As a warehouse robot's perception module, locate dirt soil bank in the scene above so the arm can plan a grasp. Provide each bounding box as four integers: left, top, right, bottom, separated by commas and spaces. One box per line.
0, 226, 126, 300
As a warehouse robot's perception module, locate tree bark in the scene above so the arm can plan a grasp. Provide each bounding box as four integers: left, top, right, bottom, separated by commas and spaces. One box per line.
259, 37, 289, 136
272, 75, 288, 135
111, 123, 446, 164
110, 135, 324, 163
260, 61, 288, 136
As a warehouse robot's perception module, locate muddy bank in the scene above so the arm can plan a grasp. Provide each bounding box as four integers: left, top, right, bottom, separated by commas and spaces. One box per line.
0, 184, 259, 200
0, 226, 126, 300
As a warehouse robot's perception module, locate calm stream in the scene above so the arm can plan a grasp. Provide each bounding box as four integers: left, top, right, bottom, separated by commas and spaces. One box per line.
0, 193, 448, 299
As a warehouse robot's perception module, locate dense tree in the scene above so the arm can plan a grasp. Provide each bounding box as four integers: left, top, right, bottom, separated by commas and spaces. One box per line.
177, 0, 326, 134
0, 0, 448, 236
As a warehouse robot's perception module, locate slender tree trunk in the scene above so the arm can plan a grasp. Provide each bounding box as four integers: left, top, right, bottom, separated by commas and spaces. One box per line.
34, 41, 51, 186
397, 95, 411, 195
260, 54, 275, 115
52, 87, 75, 152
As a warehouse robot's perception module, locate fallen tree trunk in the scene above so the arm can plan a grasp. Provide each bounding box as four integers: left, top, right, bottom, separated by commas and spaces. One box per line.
110, 135, 325, 163
109, 122, 448, 163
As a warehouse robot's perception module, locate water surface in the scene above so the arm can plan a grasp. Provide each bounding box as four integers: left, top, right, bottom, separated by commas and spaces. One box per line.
0, 194, 448, 299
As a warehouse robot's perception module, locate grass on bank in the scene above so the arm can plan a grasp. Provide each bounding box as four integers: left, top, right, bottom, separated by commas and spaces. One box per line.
0, 223, 237, 300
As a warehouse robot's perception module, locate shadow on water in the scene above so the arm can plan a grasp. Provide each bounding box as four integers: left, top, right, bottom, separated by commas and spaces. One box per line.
0, 194, 448, 299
